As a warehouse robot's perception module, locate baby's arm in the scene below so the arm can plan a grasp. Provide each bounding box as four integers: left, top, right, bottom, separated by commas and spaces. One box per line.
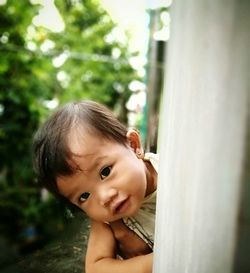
85, 220, 153, 273
109, 219, 152, 259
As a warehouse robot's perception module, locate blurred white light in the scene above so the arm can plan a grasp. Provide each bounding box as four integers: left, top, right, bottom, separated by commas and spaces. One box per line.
161, 11, 171, 25
0, 0, 7, 5
153, 27, 170, 41
52, 51, 69, 67
137, 67, 146, 78
26, 41, 37, 51
43, 98, 59, 109
41, 188, 49, 201
57, 71, 67, 81
26, 25, 37, 39
0, 33, 8, 44
146, 0, 172, 9
104, 33, 115, 44
128, 80, 146, 92
40, 39, 55, 52
32, 0, 65, 32
56, 71, 70, 88
153, 11, 171, 41
0, 104, 4, 115
129, 55, 147, 71
111, 26, 127, 45
112, 47, 121, 59
126, 91, 146, 112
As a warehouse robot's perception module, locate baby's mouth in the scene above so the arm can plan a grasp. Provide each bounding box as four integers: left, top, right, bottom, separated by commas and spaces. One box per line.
113, 197, 129, 214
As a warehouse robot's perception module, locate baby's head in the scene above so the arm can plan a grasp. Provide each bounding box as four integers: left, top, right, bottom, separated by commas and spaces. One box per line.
33, 100, 128, 198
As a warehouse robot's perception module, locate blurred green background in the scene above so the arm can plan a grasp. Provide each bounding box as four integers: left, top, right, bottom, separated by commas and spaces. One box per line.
0, 0, 139, 254
0, 0, 167, 271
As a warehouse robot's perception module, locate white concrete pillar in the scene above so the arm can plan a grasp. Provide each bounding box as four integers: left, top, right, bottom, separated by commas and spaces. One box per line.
154, 1, 250, 272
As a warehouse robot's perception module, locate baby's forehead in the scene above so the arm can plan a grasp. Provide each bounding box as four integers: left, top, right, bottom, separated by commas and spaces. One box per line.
66, 129, 110, 155
67, 124, 96, 145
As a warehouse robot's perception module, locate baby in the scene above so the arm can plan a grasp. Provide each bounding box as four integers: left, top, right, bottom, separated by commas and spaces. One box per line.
32, 100, 158, 273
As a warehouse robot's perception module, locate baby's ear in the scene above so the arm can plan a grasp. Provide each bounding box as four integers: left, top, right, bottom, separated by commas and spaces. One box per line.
126, 129, 144, 159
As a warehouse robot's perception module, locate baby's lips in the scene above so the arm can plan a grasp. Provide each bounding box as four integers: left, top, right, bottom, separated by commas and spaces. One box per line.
111, 196, 128, 214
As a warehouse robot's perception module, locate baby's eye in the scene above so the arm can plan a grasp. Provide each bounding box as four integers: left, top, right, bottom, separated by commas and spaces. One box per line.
100, 166, 111, 179
79, 192, 90, 202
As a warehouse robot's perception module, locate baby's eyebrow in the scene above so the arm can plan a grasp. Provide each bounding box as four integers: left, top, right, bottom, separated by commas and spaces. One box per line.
85, 155, 108, 173
71, 154, 108, 174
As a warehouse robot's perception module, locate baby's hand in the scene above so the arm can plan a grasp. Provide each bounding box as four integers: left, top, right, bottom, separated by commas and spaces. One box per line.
109, 219, 152, 259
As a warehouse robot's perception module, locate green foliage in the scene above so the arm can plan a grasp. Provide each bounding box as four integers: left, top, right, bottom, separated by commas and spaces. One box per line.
0, 0, 60, 244
49, 0, 137, 119
0, 0, 139, 249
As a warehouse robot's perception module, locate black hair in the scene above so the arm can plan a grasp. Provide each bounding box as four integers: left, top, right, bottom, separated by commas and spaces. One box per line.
32, 100, 128, 198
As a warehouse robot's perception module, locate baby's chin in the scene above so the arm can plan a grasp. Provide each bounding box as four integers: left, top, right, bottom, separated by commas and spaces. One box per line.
106, 208, 141, 223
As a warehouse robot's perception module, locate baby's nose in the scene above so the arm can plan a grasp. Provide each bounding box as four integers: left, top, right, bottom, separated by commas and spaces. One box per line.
99, 187, 118, 207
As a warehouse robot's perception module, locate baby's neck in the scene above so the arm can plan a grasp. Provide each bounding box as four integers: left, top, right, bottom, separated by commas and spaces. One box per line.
144, 160, 157, 197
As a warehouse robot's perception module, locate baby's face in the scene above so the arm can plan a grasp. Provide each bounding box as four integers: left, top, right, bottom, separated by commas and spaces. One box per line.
56, 129, 148, 223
